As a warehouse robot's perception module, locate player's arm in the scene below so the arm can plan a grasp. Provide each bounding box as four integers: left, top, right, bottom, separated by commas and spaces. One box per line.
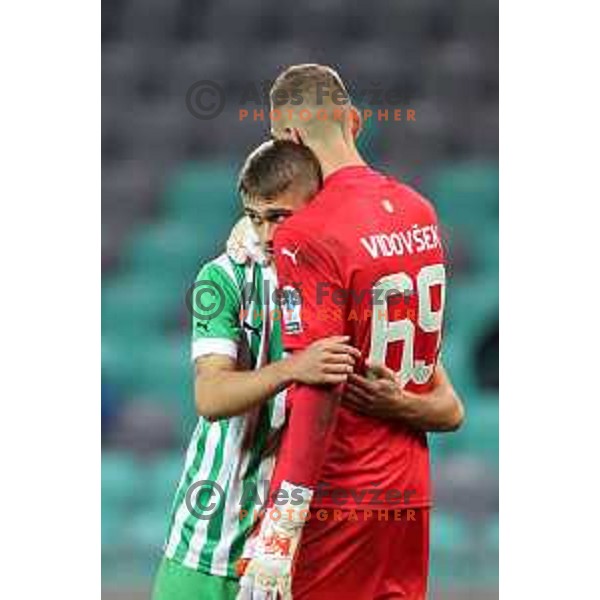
191, 260, 359, 419
238, 227, 348, 598
267, 229, 348, 490
195, 337, 359, 420
343, 362, 465, 432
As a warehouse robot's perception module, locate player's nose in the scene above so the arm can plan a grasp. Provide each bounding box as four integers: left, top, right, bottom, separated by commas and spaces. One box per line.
264, 222, 276, 243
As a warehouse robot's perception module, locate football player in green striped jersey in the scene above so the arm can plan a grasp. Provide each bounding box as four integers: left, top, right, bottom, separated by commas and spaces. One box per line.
152, 142, 361, 600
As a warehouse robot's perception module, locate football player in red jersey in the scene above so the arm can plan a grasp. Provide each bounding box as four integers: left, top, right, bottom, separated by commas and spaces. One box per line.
238, 66, 464, 600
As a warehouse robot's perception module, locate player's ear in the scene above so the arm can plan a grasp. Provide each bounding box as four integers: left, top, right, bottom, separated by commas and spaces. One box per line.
289, 128, 305, 146
349, 105, 362, 140
341, 105, 361, 144
277, 126, 302, 145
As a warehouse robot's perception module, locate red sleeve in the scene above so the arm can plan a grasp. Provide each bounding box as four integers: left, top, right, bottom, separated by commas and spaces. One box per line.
274, 225, 346, 350
269, 225, 345, 492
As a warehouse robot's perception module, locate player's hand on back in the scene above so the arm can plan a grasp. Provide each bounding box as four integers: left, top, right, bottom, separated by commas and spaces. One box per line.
285, 336, 361, 386
343, 362, 405, 419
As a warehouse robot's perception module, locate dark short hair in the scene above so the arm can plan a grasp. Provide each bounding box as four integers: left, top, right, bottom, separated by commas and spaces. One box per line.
238, 140, 322, 202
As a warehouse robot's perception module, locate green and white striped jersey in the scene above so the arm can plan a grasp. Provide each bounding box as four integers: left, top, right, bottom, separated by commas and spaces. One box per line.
163, 253, 286, 578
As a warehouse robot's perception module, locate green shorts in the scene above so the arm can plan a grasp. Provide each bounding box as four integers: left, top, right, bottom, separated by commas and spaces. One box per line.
152, 556, 239, 600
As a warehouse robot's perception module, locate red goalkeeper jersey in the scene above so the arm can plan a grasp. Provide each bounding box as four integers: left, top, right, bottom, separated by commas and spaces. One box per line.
273, 166, 446, 509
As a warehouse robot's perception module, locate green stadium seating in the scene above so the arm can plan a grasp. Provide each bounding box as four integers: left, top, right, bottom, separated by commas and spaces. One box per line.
102, 333, 192, 414
161, 162, 238, 219
479, 516, 500, 581
123, 219, 218, 281
473, 227, 499, 275
102, 274, 179, 334
102, 504, 124, 547
485, 516, 499, 548
134, 334, 191, 399
102, 452, 144, 507
443, 223, 499, 278
442, 276, 498, 407
441, 332, 479, 402
445, 276, 498, 341
431, 510, 471, 552
430, 388, 498, 460
430, 510, 471, 582
462, 397, 499, 462
425, 161, 498, 227
428, 427, 466, 458
147, 453, 185, 511
102, 333, 154, 388
125, 506, 168, 558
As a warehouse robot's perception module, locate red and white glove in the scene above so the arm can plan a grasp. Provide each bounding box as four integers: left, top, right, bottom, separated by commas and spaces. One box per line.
236, 481, 313, 600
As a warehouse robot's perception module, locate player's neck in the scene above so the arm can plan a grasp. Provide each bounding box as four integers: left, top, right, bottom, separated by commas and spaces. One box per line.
313, 146, 367, 179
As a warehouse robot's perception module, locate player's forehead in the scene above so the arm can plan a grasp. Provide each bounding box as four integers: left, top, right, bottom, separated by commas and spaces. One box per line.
243, 191, 300, 215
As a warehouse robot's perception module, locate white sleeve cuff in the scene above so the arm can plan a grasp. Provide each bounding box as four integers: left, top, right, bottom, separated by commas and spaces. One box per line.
191, 338, 238, 361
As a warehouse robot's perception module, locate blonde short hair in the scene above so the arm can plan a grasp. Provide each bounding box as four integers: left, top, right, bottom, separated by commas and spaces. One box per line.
270, 64, 350, 110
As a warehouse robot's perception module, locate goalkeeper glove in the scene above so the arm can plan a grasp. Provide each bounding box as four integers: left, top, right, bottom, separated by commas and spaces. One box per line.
226, 216, 266, 265
236, 480, 313, 600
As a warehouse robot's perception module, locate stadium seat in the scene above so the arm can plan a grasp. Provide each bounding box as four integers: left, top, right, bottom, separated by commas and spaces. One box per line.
102, 333, 154, 389
428, 428, 466, 459
433, 454, 498, 518
102, 332, 196, 429
442, 276, 498, 399
430, 510, 471, 582
443, 276, 498, 393
140, 157, 244, 271
445, 276, 498, 346
485, 515, 499, 548
424, 161, 498, 226
443, 223, 499, 278
102, 452, 144, 508
102, 160, 156, 215
478, 515, 500, 581
148, 453, 185, 511
119, 0, 180, 43
102, 274, 179, 334
102, 42, 145, 102
431, 510, 471, 552
101, 332, 165, 382
123, 102, 190, 161
133, 335, 193, 409
429, 362, 498, 456
462, 398, 499, 462
453, 0, 499, 43
124, 219, 214, 274
124, 506, 169, 560
161, 162, 238, 220
441, 332, 479, 401
423, 41, 487, 104
107, 401, 181, 454
111, 505, 168, 579
102, 504, 125, 548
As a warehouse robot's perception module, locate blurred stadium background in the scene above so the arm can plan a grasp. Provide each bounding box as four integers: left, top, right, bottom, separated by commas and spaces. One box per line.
101, 0, 498, 598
